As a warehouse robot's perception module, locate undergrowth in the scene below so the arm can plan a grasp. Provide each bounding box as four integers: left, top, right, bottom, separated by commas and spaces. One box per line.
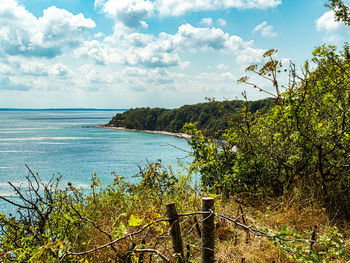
0, 161, 349, 262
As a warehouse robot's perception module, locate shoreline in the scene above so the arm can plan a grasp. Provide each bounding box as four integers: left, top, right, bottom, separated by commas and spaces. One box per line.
95, 125, 192, 139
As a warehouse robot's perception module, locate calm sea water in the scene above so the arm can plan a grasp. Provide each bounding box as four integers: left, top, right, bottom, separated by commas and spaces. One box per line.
0, 110, 192, 213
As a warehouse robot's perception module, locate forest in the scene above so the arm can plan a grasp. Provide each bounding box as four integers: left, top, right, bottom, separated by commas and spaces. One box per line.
106, 98, 274, 136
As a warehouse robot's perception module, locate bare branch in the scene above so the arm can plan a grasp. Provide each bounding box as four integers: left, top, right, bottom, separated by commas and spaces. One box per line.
134, 249, 170, 262
66, 218, 169, 256
0, 196, 32, 210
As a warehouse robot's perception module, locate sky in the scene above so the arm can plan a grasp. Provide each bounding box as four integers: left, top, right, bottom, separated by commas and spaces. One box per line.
0, 0, 349, 109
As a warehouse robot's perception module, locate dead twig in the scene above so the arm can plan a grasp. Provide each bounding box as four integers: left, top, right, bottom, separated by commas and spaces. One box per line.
66, 218, 169, 256
134, 249, 170, 262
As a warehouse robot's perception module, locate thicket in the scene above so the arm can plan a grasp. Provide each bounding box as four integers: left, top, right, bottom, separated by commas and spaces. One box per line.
1, 162, 350, 262
0, 162, 196, 262
186, 45, 350, 219
106, 98, 274, 136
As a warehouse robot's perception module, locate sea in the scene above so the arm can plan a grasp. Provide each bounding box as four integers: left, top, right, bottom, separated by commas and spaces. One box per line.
0, 109, 192, 214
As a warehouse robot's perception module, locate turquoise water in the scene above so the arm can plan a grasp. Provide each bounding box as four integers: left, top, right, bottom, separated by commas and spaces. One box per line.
0, 110, 192, 213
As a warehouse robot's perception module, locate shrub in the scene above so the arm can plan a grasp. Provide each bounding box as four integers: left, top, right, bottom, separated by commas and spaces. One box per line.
186, 45, 350, 218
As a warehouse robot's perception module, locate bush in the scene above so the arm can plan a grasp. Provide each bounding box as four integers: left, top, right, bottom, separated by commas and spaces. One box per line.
186, 45, 350, 218
0, 163, 196, 262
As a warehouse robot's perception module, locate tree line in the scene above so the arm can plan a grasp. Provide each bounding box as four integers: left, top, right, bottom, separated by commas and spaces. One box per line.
106, 98, 274, 137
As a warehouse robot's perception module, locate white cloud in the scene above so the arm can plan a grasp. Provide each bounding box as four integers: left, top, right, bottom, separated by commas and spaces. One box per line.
253, 21, 277, 37
39, 7, 96, 46
1, 56, 50, 77
200, 18, 213, 26
49, 63, 70, 77
94, 32, 104, 38
316, 11, 350, 43
94, 0, 105, 9
75, 39, 113, 65
0, 0, 95, 58
155, 0, 281, 17
174, 24, 262, 61
316, 11, 347, 32
78, 64, 115, 84
176, 24, 228, 50
116, 31, 181, 67
217, 64, 229, 70
0, 0, 268, 98
123, 67, 147, 77
129, 44, 181, 68
76, 23, 265, 68
0, 63, 12, 74
221, 71, 236, 80
0, 0, 292, 107
0, 76, 30, 91
96, 0, 154, 29
76, 30, 181, 68
217, 18, 227, 27
19, 61, 49, 76
108, 67, 175, 91
236, 47, 265, 64
95, 0, 280, 29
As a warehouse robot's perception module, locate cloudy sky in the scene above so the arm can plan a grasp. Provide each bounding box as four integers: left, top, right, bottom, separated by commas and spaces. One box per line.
0, 0, 349, 108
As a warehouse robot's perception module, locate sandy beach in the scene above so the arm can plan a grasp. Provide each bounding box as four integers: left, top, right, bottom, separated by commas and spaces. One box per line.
95, 125, 192, 139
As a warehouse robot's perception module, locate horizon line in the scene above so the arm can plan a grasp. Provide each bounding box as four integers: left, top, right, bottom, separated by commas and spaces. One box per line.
0, 108, 128, 111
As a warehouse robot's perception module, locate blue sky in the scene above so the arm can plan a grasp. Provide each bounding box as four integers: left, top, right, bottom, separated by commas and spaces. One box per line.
0, 0, 349, 108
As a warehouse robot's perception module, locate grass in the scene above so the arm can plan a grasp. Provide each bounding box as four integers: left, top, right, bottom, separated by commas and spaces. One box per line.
1, 164, 350, 262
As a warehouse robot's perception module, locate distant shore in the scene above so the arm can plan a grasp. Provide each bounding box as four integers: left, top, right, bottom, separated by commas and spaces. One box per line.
95, 125, 192, 139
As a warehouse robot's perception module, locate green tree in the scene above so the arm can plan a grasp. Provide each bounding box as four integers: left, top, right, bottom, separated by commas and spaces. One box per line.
326, 0, 350, 26
186, 45, 350, 217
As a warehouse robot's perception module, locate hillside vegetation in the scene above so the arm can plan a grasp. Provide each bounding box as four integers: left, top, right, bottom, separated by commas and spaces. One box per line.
1, 2, 350, 259
0, 44, 348, 263
106, 99, 274, 136
187, 45, 350, 216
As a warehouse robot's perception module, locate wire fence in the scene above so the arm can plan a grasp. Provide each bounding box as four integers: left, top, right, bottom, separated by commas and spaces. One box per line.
63, 197, 317, 262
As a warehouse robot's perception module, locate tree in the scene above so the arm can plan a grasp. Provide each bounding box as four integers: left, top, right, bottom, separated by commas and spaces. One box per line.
326, 0, 350, 26
186, 45, 350, 218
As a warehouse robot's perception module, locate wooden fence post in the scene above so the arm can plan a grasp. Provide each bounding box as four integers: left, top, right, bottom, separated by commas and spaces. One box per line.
309, 226, 317, 254
194, 215, 202, 238
139, 240, 145, 263
166, 202, 184, 263
201, 197, 215, 263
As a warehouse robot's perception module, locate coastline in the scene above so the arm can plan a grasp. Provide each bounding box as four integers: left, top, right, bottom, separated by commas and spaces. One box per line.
95, 125, 192, 139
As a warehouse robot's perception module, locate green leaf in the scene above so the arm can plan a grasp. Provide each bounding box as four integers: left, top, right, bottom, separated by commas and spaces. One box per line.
128, 215, 142, 227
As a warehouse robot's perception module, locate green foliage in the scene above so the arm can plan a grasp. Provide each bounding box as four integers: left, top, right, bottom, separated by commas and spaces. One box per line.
186, 45, 350, 218
0, 162, 349, 262
0, 163, 197, 262
137, 160, 178, 197
106, 99, 274, 137
274, 226, 350, 262
326, 0, 350, 26
0, 176, 88, 262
